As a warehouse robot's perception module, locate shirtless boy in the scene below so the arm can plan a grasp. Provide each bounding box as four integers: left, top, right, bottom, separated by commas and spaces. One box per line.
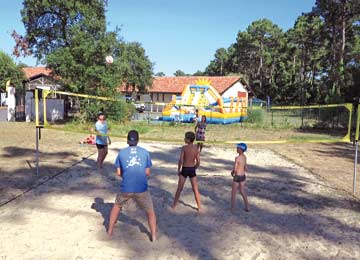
230, 143, 249, 212
172, 131, 201, 212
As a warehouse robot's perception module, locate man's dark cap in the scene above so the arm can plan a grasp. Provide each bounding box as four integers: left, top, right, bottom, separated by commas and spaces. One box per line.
127, 130, 139, 145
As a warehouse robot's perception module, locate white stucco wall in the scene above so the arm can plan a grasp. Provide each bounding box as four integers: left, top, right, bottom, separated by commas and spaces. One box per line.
7, 86, 16, 121
221, 82, 248, 100
25, 91, 64, 122
0, 92, 6, 106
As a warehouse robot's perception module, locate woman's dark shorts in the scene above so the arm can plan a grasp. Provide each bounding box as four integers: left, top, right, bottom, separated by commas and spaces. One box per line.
96, 144, 107, 149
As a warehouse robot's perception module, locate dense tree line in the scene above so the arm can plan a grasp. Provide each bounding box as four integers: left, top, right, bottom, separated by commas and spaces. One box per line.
12, 0, 153, 97
4, 0, 154, 121
204, 0, 360, 105
3, 0, 359, 107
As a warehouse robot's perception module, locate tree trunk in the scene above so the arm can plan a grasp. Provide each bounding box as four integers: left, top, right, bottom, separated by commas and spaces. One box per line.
258, 42, 263, 94
331, 14, 339, 93
292, 55, 296, 84
339, 1, 346, 94
270, 59, 276, 85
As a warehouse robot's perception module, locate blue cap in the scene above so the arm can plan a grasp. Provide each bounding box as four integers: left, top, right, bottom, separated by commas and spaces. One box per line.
236, 143, 247, 152
127, 130, 139, 145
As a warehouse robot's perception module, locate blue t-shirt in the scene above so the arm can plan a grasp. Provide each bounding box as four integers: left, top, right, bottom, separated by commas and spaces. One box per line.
114, 146, 152, 193
95, 121, 108, 145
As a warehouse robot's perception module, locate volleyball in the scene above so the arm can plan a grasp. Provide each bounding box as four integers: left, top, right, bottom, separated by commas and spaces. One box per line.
105, 55, 113, 64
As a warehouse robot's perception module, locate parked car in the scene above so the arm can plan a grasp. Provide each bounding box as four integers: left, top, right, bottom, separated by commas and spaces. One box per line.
126, 96, 145, 113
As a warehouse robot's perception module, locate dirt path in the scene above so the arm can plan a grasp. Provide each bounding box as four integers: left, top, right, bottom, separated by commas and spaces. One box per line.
1, 142, 359, 260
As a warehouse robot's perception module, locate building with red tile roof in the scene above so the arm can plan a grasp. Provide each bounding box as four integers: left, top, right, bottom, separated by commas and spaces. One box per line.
150, 76, 249, 94
22, 67, 61, 91
145, 76, 252, 103
21, 67, 252, 104
22, 67, 52, 80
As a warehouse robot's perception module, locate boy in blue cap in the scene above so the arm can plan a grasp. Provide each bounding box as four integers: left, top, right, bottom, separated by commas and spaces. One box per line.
230, 143, 249, 212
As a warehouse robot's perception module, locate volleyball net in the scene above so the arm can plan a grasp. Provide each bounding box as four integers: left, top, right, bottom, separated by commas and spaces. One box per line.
34, 88, 357, 145
242, 103, 353, 144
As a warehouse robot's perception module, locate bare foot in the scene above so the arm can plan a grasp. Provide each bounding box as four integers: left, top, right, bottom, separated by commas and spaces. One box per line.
98, 232, 113, 241
151, 234, 157, 242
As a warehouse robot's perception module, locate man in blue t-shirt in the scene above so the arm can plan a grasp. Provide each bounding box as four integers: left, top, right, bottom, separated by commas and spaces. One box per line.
107, 130, 157, 241
94, 112, 111, 169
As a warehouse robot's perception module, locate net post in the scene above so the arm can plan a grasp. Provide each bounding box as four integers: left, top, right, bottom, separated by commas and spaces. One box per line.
356, 104, 360, 142
35, 126, 39, 176
353, 103, 360, 194
354, 142, 358, 194
42, 89, 51, 126
35, 89, 39, 126
343, 103, 353, 142
35, 88, 40, 176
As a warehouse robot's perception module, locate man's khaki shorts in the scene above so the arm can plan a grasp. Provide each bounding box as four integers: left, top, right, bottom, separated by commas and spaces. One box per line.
115, 190, 154, 212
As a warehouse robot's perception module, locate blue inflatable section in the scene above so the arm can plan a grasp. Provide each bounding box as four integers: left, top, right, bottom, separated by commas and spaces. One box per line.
160, 115, 247, 124
188, 85, 210, 91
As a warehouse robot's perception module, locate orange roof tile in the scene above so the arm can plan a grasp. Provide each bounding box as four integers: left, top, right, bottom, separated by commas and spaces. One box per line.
149, 76, 249, 94
22, 68, 251, 95
22, 67, 52, 79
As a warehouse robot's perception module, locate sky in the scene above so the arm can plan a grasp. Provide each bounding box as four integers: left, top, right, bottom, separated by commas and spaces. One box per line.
0, 0, 315, 76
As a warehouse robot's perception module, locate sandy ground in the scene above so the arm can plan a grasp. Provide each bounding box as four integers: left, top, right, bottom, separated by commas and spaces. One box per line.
0, 142, 360, 260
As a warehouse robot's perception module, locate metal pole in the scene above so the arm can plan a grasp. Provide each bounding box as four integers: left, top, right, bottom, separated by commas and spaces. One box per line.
353, 104, 360, 194
35, 127, 39, 176
35, 89, 39, 126
35, 88, 40, 176
43, 90, 49, 125
354, 141, 358, 194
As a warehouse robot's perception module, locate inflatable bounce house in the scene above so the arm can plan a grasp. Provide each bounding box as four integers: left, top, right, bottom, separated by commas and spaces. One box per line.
161, 78, 247, 124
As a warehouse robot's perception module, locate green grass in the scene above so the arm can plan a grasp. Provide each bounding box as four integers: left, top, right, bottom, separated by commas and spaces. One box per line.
48, 119, 347, 145
247, 106, 351, 130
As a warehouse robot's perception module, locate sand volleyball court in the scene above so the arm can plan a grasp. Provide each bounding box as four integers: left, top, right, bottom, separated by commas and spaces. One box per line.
1, 142, 360, 260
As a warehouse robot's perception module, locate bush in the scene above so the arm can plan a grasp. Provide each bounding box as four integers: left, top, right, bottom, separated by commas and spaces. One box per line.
246, 109, 264, 124
78, 98, 135, 123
